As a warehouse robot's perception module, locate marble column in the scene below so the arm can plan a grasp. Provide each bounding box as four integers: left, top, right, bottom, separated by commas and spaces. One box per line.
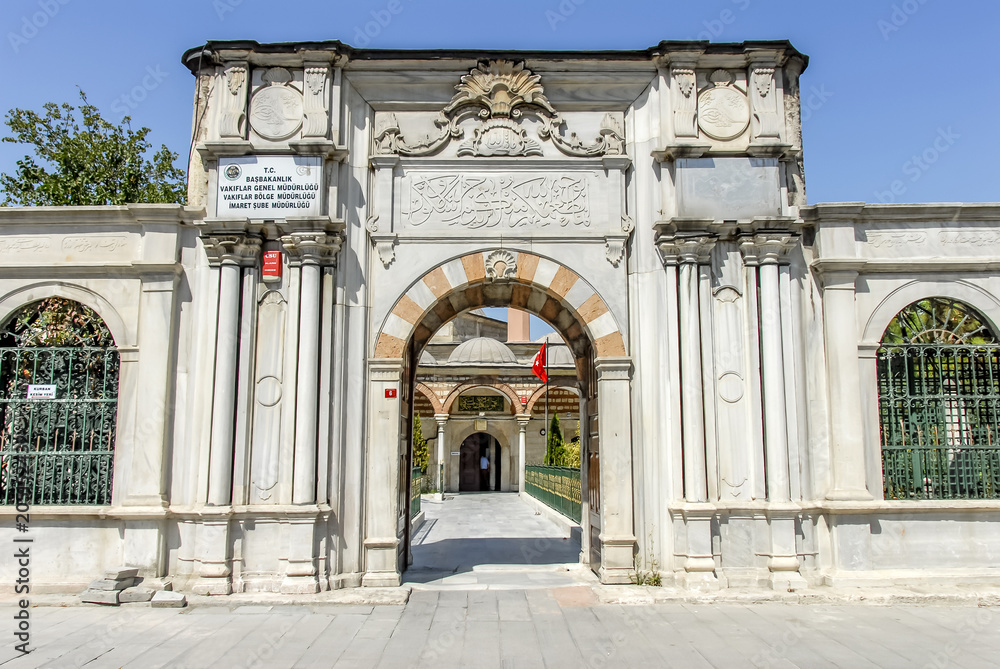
658, 233, 717, 588
516, 414, 530, 495
282, 232, 341, 506
594, 358, 637, 585
435, 414, 448, 500
203, 234, 260, 507
363, 359, 404, 587
196, 233, 259, 595
822, 269, 874, 501
741, 232, 807, 590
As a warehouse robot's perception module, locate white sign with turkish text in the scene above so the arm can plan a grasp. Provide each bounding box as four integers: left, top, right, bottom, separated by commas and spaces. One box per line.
26, 385, 56, 400
217, 155, 322, 218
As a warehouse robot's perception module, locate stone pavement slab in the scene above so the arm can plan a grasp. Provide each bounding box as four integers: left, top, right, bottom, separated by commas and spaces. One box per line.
3, 594, 1000, 667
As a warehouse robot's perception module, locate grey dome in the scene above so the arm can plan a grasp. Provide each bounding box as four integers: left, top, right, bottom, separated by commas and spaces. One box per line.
448, 337, 518, 365
547, 344, 574, 366
418, 349, 436, 366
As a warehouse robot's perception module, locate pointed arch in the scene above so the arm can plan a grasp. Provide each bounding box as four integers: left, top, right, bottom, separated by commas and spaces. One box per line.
374, 251, 625, 360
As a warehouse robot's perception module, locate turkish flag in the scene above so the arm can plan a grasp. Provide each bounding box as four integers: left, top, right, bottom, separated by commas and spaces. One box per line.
532, 342, 548, 383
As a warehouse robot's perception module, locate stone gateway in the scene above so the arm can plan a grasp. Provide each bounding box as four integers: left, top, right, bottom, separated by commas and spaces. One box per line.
2, 39, 1000, 594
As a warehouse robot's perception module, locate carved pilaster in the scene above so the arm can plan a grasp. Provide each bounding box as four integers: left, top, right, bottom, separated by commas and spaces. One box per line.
219, 64, 248, 139
750, 65, 781, 140
302, 66, 330, 139
280, 232, 341, 267
671, 67, 698, 138
202, 234, 261, 267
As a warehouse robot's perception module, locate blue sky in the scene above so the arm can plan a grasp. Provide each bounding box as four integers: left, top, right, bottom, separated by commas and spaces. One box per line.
2, 0, 998, 336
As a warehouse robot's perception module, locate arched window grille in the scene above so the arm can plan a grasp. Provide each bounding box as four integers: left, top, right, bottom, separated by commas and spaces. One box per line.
877, 297, 1000, 500
0, 298, 120, 505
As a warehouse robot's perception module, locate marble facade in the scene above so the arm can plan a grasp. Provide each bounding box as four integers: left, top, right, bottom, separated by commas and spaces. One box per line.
2, 39, 1000, 593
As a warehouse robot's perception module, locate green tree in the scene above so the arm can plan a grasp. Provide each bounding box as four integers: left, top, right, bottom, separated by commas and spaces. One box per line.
412, 414, 429, 473
1, 90, 185, 206
545, 413, 564, 466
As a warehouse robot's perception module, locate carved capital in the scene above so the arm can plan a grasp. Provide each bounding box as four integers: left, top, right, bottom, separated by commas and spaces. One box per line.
280, 232, 341, 267
657, 234, 716, 266
202, 234, 261, 267
738, 232, 796, 266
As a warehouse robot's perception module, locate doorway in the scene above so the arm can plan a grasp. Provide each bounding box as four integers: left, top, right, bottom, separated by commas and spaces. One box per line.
458, 432, 500, 492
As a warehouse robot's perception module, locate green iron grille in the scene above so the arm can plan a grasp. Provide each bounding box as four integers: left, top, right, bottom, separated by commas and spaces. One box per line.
410, 466, 422, 518
0, 347, 119, 505
525, 465, 581, 523
877, 344, 1000, 500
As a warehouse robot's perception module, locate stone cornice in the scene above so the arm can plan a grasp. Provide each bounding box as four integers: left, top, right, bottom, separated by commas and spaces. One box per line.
802, 202, 1000, 224
0, 204, 204, 227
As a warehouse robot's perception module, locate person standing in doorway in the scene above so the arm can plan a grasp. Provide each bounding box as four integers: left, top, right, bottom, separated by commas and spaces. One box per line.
479, 450, 490, 491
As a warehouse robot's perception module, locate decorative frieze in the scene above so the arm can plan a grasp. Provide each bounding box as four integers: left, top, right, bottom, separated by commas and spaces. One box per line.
373, 60, 625, 158
402, 174, 591, 229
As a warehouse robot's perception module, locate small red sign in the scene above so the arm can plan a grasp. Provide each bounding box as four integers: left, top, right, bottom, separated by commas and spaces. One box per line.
385, 389, 397, 399
520, 396, 527, 404
262, 250, 282, 283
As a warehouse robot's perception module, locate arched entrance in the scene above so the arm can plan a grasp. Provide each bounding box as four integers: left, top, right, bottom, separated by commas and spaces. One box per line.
362, 250, 636, 586
458, 432, 500, 492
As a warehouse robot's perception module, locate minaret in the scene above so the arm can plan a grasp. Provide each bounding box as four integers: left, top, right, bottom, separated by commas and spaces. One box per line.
507, 308, 530, 342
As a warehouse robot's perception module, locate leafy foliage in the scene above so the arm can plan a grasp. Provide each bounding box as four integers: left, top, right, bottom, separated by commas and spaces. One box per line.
881, 298, 996, 345
0, 90, 185, 206
545, 413, 564, 465
412, 414, 429, 473
1, 297, 114, 348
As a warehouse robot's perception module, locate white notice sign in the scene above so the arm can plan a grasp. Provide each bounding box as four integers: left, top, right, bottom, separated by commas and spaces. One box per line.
217, 155, 322, 218
27, 385, 56, 400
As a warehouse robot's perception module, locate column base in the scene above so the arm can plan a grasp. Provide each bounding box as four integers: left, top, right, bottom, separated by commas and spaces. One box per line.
191, 570, 232, 596
676, 570, 720, 591
280, 576, 320, 594
362, 571, 402, 587
598, 535, 637, 584
826, 488, 874, 501
769, 570, 808, 592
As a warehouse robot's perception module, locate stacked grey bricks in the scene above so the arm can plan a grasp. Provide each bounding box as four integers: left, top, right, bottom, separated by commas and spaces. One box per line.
81, 568, 185, 607
80, 567, 138, 606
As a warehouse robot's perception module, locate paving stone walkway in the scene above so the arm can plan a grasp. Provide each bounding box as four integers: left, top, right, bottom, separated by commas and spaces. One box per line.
3, 593, 1000, 667
405, 492, 591, 589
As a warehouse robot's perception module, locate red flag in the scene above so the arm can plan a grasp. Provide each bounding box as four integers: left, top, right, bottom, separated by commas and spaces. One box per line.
532, 342, 548, 383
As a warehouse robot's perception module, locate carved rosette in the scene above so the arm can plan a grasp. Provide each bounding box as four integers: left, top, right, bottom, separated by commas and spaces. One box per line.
280, 232, 342, 267
202, 234, 262, 267
373, 60, 625, 159
219, 64, 248, 139
697, 70, 750, 142
249, 68, 304, 141
485, 250, 517, 281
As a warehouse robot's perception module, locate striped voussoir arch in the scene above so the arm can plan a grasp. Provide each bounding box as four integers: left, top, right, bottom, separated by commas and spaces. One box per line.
374, 251, 625, 360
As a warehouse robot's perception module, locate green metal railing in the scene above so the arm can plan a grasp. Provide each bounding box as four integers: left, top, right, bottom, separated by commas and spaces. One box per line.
525, 465, 581, 523
0, 347, 119, 505
878, 344, 1000, 500
410, 466, 422, 518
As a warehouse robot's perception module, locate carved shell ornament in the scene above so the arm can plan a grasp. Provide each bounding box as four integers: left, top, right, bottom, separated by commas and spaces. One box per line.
374, 60, 625, 158
249, 68, 304, 141
697, 69, 751, 142
485, 250, 517, 281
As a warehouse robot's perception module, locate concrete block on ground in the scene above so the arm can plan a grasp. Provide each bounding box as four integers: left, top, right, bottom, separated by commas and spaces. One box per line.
120, 587, 155, 603
82, 589, 120, 605
89, 578, 133, 591
143, 577, 173, 591
104, 567, 139, 581
151, 590, 187, 608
